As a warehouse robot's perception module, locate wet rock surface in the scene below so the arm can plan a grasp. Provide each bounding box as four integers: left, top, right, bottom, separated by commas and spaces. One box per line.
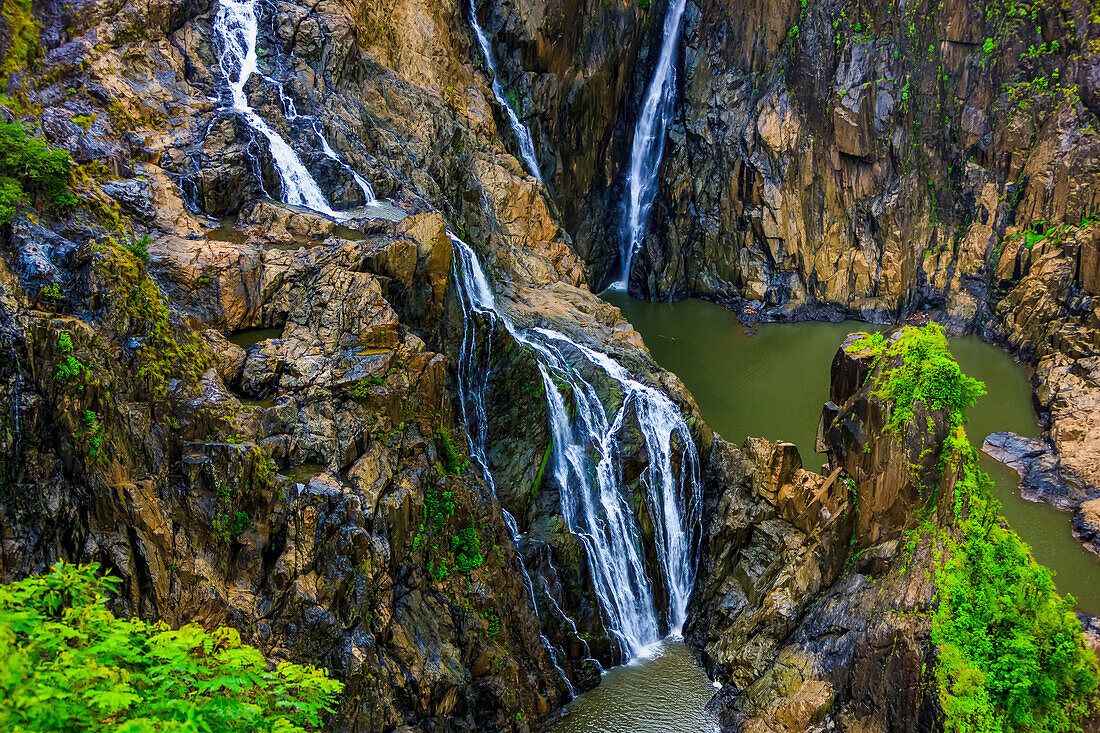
0, 0, 713, 727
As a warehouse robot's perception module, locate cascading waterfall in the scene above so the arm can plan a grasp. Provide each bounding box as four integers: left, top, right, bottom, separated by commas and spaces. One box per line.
614, 0, 688, 290
214, 0, 375, 216
449, 232, 702, 663
468, 0, 544, 183
312, 120, 378, 204
450, 233, 574, 698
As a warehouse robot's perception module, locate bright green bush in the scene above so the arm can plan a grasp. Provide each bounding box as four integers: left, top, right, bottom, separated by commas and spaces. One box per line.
127, 233, 152, 263
0, 123, 77, 221
874, 325, 1100, 731
0, 562, 343, 732
933, 446, 1099, 733
54, 355, 84, 381
870, 323, 986, 434
452, 520, 484, 573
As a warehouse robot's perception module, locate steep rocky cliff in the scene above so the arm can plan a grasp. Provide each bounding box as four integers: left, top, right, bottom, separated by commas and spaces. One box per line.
3, 0, 1100, 727
472, 0, 1100, 550
629, 0, 1099, 318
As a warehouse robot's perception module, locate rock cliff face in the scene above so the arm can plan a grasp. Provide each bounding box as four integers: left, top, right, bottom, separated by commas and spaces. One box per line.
472, 0, 1100, 548
2, 0, 1100, 727
629, 0, 1099, 319
687, 332, 967, 731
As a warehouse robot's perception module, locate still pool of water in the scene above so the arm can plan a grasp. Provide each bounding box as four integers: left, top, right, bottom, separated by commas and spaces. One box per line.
551, 640, 718, 733
228, 327, 283, 349
604, 293, 1100, 613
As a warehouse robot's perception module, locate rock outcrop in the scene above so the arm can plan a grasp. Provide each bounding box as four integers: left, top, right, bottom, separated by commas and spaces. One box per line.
687, 328, 1100, 732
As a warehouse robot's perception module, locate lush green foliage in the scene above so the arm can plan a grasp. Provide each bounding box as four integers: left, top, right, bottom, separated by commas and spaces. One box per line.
424, 485, 456, 531
933, 446, 1099, 732
0, 123, 77, 221
452, 520, 484, 574
127, 233, 152, 263
55, 331, 84, 381
869, 324, 986, 434
436, 428, 469, 475
845, 330, 885, 355
0, 562, 342, 732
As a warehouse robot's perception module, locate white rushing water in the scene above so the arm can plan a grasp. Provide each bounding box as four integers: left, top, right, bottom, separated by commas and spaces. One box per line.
214, 0, 375, 216
450, 232, 702, 662
614, 0, 688, 290
468, 0, 544, 182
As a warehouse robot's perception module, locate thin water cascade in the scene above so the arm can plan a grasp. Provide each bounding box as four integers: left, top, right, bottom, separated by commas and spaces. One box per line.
614, 0, 688, 290
312, 120, 378, 204
214, 0, 375, 216
449, 232, 702, 663
468, 0, 544, 183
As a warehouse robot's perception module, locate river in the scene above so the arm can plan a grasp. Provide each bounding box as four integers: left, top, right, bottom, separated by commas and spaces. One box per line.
605, 293, 1100, 613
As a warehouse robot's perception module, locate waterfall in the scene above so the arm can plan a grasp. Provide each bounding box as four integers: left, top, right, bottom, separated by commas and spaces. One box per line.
614, 0, 688, 290
312, 120, 378, 205
214, 0, 375, 216
468, 0, 544, 183
449, 232, 702, 662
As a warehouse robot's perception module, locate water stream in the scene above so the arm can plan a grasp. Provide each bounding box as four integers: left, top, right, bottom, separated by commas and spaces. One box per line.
450, 234, 703, 672
214, 0, 375, 218
468, 0, 544, 182
606, 293, 1100, 613
615, 0, 688, 289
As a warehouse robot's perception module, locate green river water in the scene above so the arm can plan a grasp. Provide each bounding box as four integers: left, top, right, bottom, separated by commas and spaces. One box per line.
551, 294, 1100, 732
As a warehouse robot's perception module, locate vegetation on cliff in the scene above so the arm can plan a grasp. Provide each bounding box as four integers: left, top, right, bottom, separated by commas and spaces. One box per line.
851, 323, 986, 435
0, 562, 342, 732
0, 123, 76, 222
859, 324, 1099, 732
934, 445, 1098, 733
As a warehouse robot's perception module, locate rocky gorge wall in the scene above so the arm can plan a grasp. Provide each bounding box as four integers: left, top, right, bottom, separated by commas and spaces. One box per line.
470, 0, 1100, 551
0, 0, 711, 728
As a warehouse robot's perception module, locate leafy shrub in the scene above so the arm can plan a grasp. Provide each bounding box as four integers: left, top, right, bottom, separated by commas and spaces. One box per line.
54, 355, 84, 381
0, 561, 342, 732
845, 330, 885, 355
212, 510, 252, 544
870, 323, 986, 434
41, 283, 63, 302
452, 520, 484, 574
127, 233, 152, 263
79, 409, 104, 463
933, 445, 1099, 732
436, 428, 469, 475
875, 326, 1100, 731
0, 123, 76, 221
424, 486, 456, 531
